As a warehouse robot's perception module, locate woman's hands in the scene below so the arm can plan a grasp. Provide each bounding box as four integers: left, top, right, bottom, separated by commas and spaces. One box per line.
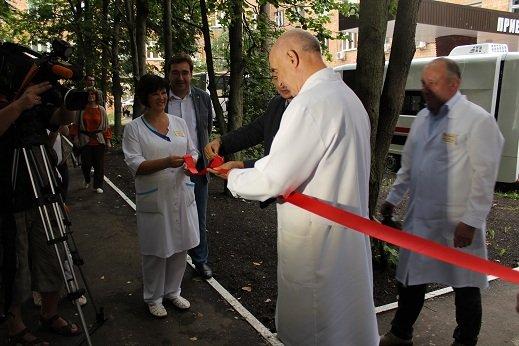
169, 155, 185, 168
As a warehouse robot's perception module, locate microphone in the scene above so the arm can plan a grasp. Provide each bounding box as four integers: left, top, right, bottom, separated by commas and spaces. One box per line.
50, 63, 83, 81
51, 64, 74, 79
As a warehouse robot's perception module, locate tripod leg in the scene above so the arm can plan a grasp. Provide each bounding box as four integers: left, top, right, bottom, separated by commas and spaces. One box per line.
21, 147, 93, 346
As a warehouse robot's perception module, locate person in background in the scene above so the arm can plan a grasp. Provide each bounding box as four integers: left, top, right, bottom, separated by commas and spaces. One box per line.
166, 53, 214, 279
204, 75, 292, 172
122, 74, 200, 318
379, 58, 504, 346
71, 88, 112, 194
83, 75, 104, 106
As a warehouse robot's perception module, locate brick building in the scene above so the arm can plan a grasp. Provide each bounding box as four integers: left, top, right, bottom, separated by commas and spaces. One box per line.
338, 0, 519, 65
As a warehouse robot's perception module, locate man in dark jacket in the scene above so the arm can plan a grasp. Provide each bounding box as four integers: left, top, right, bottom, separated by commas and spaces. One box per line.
204, 77, 292, 170
166, 54, 214, 279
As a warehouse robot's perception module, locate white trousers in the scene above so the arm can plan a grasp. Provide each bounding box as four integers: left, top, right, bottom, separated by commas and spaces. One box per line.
142, 251, 187, 305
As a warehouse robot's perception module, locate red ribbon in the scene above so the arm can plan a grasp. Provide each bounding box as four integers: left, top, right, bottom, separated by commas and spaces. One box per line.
183, 155, 227, 176
283, 192, 519, 284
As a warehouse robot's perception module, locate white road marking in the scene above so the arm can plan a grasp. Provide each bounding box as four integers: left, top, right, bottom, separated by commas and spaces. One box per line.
106, 175, 518, 342
104, 175, 283, 345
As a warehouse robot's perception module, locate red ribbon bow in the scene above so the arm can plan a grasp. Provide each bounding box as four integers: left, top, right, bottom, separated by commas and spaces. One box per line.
183, 155, 227, 176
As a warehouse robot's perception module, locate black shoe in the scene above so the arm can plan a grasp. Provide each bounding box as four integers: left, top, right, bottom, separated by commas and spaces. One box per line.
194, 263, 213, 279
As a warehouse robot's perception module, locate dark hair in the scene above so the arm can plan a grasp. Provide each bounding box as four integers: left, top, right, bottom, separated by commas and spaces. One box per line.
85, 87, 99, 102
136, 74, 169, 107
167, 53, 194, 73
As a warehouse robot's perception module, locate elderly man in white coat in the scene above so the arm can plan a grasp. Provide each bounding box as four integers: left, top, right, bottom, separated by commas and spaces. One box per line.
379, 58, 504, 346
209, 29, 379, 345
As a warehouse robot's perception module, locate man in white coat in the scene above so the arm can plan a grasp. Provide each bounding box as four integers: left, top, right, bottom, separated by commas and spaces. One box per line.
379, 58, 504, 346
210, 29, 379, 345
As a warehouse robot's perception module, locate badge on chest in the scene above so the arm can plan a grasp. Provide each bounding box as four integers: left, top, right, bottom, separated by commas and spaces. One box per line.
173, 130, 185, 137
442, 132, 458, 145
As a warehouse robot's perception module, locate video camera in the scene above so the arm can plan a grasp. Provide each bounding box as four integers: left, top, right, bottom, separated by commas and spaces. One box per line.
0, 40, 89, 146
0, 39, 88, 111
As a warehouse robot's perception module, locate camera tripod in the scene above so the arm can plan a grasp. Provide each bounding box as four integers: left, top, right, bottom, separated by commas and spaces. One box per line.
11, 144, 105, 345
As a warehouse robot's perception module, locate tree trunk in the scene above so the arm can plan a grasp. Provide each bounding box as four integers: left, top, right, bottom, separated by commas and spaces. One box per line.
259, 4, 269, 53
227, 0, 244, 137
162, 0, 173, 77
100, 0, 110, 104
69, 0, 86, 73
111, 0, 123, 138
355, 0, 390, 154
135, 0, 148, 77
199, 0, 226, 134
132, 0, 148, 118
124, 0, 139, 83
369, 0, 421, 214
83, 0, 95, 75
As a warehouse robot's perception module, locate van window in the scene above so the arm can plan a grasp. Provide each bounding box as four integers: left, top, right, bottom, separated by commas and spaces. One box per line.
401, 90, 425, 116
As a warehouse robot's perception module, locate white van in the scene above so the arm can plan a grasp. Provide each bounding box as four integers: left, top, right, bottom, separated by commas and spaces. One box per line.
334, 43, 519, 183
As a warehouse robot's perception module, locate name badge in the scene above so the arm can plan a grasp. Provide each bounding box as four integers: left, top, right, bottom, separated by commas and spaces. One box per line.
442, 133, 457, 145
174, 130, 185, 137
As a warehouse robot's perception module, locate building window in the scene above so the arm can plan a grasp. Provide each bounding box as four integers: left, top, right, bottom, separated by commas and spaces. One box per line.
512, 0, 519, 13
274, 10, 284, 27
340, 31, 357, 51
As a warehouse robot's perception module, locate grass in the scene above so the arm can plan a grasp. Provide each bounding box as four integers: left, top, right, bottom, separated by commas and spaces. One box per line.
495, 191, 519, 200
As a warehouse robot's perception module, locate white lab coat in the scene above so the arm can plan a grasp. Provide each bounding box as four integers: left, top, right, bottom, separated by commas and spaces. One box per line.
122, 114, 200, 258
387, 95, 504, 288
227, 68, 379, 346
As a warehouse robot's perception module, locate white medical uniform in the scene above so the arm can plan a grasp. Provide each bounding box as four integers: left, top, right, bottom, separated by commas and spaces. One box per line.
123, 114, 200, 303
227, 68, 379, 346
386, 93, 504, 288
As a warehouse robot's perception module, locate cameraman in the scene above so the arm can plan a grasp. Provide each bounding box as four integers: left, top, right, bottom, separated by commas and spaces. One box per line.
0, 82, 80, 344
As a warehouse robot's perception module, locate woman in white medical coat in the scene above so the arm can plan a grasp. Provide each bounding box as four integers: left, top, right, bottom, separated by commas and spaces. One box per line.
122, 74, 199, 318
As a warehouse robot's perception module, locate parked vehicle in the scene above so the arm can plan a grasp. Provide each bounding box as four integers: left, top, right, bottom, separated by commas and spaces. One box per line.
334, 43, 519, 183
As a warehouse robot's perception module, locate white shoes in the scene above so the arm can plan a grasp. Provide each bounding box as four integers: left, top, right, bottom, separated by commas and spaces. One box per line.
148, 303, 167, 318
166, 294, 191, 310
95, 188, 104, 194
84, 182, 90, 189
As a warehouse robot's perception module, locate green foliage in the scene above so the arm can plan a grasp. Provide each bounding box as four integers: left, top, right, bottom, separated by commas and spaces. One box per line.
278, 0, 357, 58
495, 191, 519, 200
382, 243, 399, 267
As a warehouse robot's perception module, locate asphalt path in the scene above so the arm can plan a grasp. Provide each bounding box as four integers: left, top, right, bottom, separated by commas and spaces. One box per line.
1, 165, 518, 345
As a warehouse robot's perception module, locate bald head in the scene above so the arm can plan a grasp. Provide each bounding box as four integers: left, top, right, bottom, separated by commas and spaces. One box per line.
272, 29, 321, 55
269, 29, 326, 97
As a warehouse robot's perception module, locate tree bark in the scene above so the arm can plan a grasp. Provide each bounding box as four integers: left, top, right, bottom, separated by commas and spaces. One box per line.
111, 0, 124, 138
199, 0, 226, 134
369, 0, 421, 214
100, 0, 110, 103
135, 0, 148, 77
162, 0, 173, 77
227, 0, 244, 137
68, 0, 86, 73
355, 0, 390, 154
